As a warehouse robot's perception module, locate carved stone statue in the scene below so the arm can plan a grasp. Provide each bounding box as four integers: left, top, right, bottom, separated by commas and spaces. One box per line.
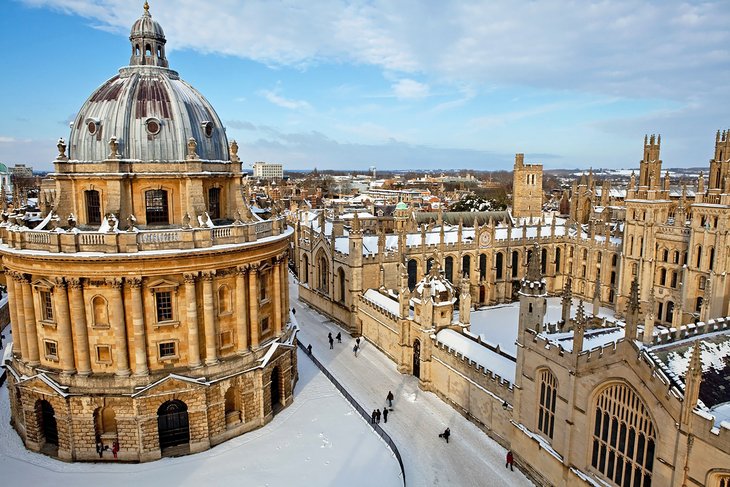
57, 138, 68, 160
109, 136, 119, 159
187, 137, 198, 159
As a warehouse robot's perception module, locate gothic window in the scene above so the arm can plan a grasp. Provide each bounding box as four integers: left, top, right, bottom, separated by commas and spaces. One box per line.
696, 297, 703, 312
582, 265, 587, 278
317, 253, 329, 293
145, 189, 169, 225
709, 247, 715, 271
673, 251, 679, 264
541, 248, 547, 274
555, 248, 562, 272
696, 246, 703, 268
208, 187, 221, 220
659, 268, 667, 286
591, 383, 655, 487
596, 252, 602, 264
716, 474, 730, 487
632, 264, 638, 276
662, 249, 668, 262
512, 251, 519, 278
666, 301, 675, 323
337, 268, 346, 304
670, 272, 678, 288
610, 271, 616, 285
407, 259, 418, 290
582, 249, 588, 261
462, 255, 471, 278
302, 255, 309, 284
445, 256, 454, 282
638, 238, 643, 257
537, 369, 557, 440
155, 291, 173, 322
608, 289, 615, 303
612, 254, 617, 267
85, 190, 101, 225
494, 253, 502, 280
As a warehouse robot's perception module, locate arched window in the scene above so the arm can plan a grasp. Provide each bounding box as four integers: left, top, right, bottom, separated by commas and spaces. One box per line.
302, 255, 309, 284
662, 249, 668, 262
537, 369, 557, 440
541, 248, 548, 274
208, 187, 221, 220
462, 255, 471, 278
659, 268, 667, 286
696, 246, 703, 268
445, 256, 454, 283
145, 189, 169, 225
407, 259, 418, 290
638, 237, 643, 257
673, 251, 679, 264
670, 272, 678, 288
555, 248, 562, 272
85, 190, 101, 225
695, 296, 703, 312
337, 268, 346, 304
317, 252, 328, 293
713, 474, 730, 487
709, 247, 715, 271
611, 254, 617, 267
494, 253, 502, 280
145, 44, 152, 56
666, 301, 675, 323
632, 263, 638, 276
218, 285, 231, 314
92, 295, 109, 327
135, 44, 140, 56
610, 271, 616, 285
596, 252, 602, 264
628, 236, 634, 256
591, 383, 655, 487
511, 251, 519, 278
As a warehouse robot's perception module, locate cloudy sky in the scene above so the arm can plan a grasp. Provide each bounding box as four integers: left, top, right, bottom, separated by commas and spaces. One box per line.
0, 0, 728, 172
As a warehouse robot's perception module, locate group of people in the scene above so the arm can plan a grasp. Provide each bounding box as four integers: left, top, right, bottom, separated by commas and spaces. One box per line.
372, 391, 395, 425
95, 439, 120, 460
327, 331, 342, 349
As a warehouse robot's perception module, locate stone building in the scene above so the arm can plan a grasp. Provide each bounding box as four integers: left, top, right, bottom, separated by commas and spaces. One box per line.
1, 3, 295, 462
512, 153, 543, 219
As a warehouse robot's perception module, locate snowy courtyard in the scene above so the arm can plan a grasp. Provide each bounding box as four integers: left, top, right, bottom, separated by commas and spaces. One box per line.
0, 343, 402, 487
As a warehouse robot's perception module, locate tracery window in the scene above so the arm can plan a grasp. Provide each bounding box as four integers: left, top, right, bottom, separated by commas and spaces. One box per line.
537, 369, 557, 440
591, 383, 655, 487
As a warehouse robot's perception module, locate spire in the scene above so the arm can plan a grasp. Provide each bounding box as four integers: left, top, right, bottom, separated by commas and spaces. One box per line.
561, 277, 572, 327
688, 340, 703, 379
625, 278, 641, 340
681, 340, 704, 426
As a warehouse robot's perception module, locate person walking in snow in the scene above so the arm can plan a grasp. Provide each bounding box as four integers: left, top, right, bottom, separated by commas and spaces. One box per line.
336, 332, 342, 343
307, 344, 312, 354
439, 427, 450, 443
356, 337, 361, 347
96, 440, 104, 458
506, 450, 514, 471
292, 307, 296, 315
376, 409, 381, 424
112, 440, 119, 460
353, 344, 359, 357
386, 390, 394, 408
371, 410, 377, 424
383, 407, 388, 423
328, 333, 334, 349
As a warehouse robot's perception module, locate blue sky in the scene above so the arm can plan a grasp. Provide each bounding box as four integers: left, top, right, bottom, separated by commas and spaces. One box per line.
1, 0, 728, 172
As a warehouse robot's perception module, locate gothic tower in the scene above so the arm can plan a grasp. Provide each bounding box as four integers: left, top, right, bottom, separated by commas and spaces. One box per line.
512, 153, 543, 219
518, 244, 547, 334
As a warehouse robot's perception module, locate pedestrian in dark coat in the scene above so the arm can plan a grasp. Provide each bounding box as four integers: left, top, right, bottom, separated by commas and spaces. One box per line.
506, 450, 514, 471
439, 427, 450, 443
353, 344, 359, 357
307, 344, 312, 354
383, 407, 388, 423
336, 332, 342, 343
112, 440, 119, 460
96, 440, 104, 458
292, 307, 296, 315
356, 337, 361, 347
386, 391, 394, 408
376, 409, 381, 423
328, 334, 334, 349
371, 410, 376, 424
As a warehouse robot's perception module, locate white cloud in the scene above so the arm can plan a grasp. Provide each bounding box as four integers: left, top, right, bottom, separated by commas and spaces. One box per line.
392, 79, 429, 100
258, 89, 311, 110
0, 137, 18, 143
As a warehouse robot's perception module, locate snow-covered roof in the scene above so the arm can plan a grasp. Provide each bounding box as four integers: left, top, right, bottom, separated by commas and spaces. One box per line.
435, 329, 516, 383
363, 289, 401, 316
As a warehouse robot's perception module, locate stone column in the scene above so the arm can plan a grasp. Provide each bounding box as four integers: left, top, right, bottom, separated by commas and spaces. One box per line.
109, 278, 131, 376
282, 255, 290, 323
201, 272, 218, 365
20, 274, 40, 365
68, 278, 91, 376
53, 278, 75, 376
249, 264, 260, 348
8, 272, 27, 359
235, 266, 249, 353
128, 278, 148, 376
273, 258, 282, 336
184, 273, 202, 368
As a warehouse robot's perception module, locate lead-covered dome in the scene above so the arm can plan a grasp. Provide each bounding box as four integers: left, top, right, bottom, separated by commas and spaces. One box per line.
67, 2, 229, 163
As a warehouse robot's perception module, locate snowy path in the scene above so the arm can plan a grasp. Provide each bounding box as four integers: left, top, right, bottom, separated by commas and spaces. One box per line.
292, 280, 533, 487
0, 346, 402, 487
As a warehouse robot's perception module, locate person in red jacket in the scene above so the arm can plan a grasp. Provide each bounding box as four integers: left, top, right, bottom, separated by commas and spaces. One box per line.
506, 450, 514, 471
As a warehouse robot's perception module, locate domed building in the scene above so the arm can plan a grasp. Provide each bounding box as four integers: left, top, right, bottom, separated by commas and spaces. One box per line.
1, 3, 296, 462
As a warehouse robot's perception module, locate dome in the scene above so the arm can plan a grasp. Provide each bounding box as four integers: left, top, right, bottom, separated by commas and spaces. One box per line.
395, 201, 408, 210
67, 3, 229, 163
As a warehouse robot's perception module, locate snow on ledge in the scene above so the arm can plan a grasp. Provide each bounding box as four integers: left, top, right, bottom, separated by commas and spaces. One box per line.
436, 328, 516, 383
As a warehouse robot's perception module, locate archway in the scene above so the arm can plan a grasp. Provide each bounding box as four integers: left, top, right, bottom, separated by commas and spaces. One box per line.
157, 400, 189, 451
412, 340, 421, 378
479, 285, 486, 303
270, 366, 282, 414
37, 400, 58, 447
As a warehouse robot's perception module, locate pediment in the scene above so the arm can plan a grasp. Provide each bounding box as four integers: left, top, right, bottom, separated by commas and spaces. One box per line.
132, 374, 206, 398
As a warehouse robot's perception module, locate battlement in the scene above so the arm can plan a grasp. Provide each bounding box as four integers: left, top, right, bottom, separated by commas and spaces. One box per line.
432, 339, 514, 392
716, 129, 730, 144
358, 292, 401, 321
644, 133, 661, 148
641, 316, 730, 346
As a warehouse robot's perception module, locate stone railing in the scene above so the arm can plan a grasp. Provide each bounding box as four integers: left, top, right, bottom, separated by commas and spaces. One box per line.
0, 216, 288, 255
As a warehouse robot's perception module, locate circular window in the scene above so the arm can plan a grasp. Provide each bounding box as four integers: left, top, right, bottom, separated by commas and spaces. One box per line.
145, 118, 161, 135
87, 121, 97, 135
203, 121, 214, 138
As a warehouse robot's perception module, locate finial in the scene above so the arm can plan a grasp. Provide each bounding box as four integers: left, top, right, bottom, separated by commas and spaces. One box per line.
57, 138, 67, 159
688, 340, 703, 377
144, 1, 150, 14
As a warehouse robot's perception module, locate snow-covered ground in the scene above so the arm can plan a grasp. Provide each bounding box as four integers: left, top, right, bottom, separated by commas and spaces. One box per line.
0, 346, 402, 487
470, 297, 621, 357
293, 280, 532, 487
